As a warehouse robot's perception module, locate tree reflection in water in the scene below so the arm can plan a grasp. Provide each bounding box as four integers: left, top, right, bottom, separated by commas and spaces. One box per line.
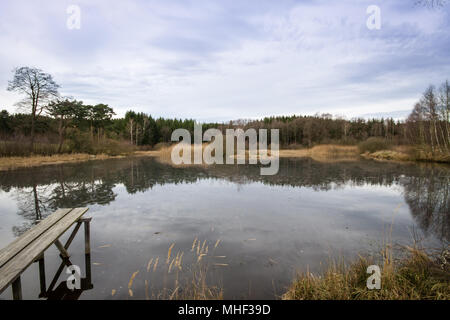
402, 167, 449, 243
0, 157, 448, 242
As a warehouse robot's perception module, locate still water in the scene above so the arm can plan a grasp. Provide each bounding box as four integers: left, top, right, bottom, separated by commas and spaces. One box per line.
0, 157, 448, 299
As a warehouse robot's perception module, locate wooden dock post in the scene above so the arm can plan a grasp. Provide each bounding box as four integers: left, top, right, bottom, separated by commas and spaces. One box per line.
83, 218, 91, 255
82, 218, 92, 285
11, 276, 22, 300
38, 254, 46, 295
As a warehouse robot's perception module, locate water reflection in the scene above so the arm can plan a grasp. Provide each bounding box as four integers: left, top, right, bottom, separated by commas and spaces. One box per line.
403, 169, 450, 243
1, 157, 450, 300
1, 157, 448, 242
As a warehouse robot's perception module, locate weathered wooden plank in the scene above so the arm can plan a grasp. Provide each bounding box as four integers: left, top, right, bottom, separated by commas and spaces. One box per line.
0, 208, 74, 268
0, 208, 89, 295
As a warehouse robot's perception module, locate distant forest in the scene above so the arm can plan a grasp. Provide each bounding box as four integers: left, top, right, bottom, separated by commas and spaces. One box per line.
1, 67, 449, 156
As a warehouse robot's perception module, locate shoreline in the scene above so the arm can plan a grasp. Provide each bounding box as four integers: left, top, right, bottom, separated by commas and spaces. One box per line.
0, 153, 128, 171
0, 150, 170, 171
0, 145, 448, 171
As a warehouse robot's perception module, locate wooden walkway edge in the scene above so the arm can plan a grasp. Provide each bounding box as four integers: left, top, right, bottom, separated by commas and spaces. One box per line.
0, 207, 90, 299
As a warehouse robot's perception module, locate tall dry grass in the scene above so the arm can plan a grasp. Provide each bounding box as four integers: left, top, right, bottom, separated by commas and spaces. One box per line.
144, 143, 358, 164
125, 238, 224, 300
283, 242, 449, 300
279, 145, 359, 161
410, 146, 450, 163
0, 136, 136, 158
0, 153, 121, 171
143, 143, 213, 167
0, 137, 137, 170
361, 145, 450, 163
0, 140, 60, 157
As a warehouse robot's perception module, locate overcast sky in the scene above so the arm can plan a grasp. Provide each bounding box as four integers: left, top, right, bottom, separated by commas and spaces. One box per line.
0, 0, 449, 122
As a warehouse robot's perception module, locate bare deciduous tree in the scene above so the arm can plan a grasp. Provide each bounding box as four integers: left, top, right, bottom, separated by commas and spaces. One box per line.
7, 67, 60, 150
438, 80, 450, 150
407, 81, 450, 153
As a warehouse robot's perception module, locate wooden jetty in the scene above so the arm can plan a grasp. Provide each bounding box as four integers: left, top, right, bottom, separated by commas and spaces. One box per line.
0, 208, 91, 300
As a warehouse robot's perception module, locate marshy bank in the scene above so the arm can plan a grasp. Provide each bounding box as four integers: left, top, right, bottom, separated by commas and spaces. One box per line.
279, 141, 450, 164
0, 149, 162, 171
358, 138, 450, 163
283, 244, 450, 300
1, 138, 449, 171
0, 153, 126, 171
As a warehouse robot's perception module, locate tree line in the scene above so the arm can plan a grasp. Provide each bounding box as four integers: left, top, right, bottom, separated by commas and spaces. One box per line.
406, 81, 450, 154
1, 66, 449, 156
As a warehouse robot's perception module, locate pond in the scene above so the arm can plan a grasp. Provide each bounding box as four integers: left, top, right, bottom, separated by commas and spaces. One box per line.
0, 157, 448, 299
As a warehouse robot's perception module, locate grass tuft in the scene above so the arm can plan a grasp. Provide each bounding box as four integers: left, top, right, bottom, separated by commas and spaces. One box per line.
283, 244, 450, 300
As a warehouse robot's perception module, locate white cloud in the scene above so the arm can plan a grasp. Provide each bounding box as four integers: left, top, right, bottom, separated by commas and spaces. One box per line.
0, 0, 449, 121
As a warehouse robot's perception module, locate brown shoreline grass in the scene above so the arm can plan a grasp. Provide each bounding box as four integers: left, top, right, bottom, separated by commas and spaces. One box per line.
0, 153, 127, 171
152, 143, 362, 164
279, 145, 360, 162
362, 146, 450, 163
1, 142, 448, 171
283, 245, 450, 300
